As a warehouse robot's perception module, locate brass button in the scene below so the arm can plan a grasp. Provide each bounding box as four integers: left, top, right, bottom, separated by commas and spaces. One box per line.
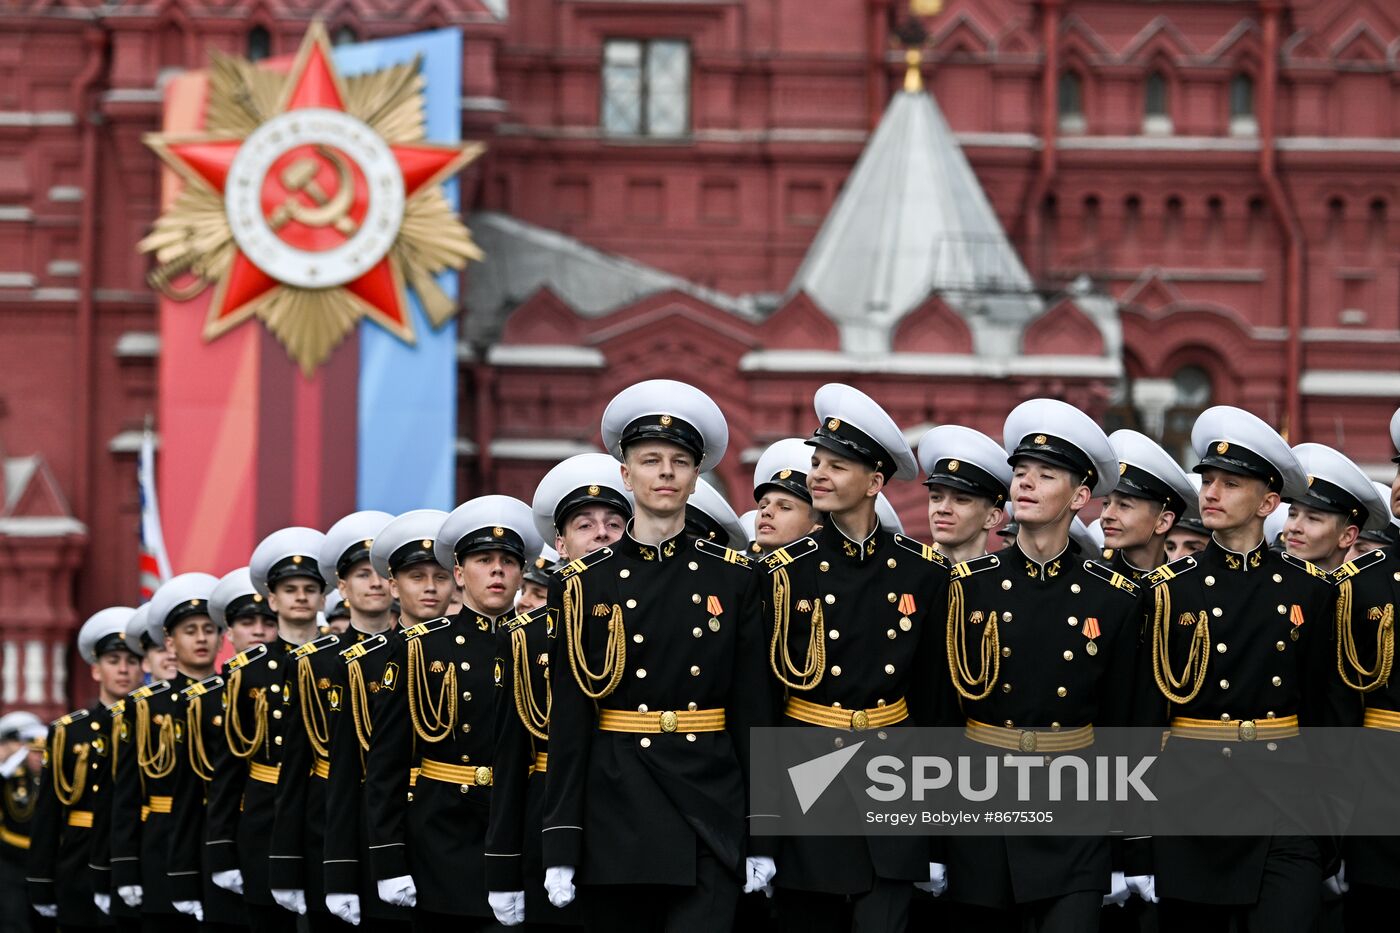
406, 792, 414, 802
1216, 643, 1227, 654
1219, 679, 1230, 690
1205, 576, 1215, 586
886, 629, 896, 639
620, 569, 630, 579
875, 699, 886, 707
1003, 612, 1013, 622
1266, 742, 1278, 751
831, 665, 843, 676
686, 733, 696, 742
1276, 641, 1286, 651
1070, 584, 1081, 594
639, 738, 651, 748
633, 633, 644, 644
829, 629, 840, 640
690, 665, 700, 676
636, 668, 647, 679
1275, 574, 1285, 583
1221, 713, 1231, 721
1063, 650, 1073, 661
687, 562, 698, 571
1004, 719, 1014, 728
273, 709, 283, 719
460, 784, 470, 794
462, 691, 472, 701
638, 704, 648, 712
1051, 722, 1061, 730
269, 684, 281, 694
1221, 747, 1232, 758
626, 599, 637, 609
687, 702, 697, 711
887, 558, 897, 569
462, 724, 471, 733
1277, 605, 1287, 615
460, 662, 470, 671
268, 661, 278, 671
834, 737, 844, 748
824, 594, 836, 605
887, 593, 897, 603
1067, 616, 1078, 627
819, 561, 830, 572
1002, 683, 1012, 693
884, 664, 895, 675
460, 755, 471, 763
1001, 647, 1011, 657
1002, 580, 1012, 591
274, 735, 283, 745
1211, 608, 1222, 618
691, 594, 701, 604
1056, 686, 1067, 697
1272, 676, 1282, 686
692, 627, 703, 638
455, 635, 465, 645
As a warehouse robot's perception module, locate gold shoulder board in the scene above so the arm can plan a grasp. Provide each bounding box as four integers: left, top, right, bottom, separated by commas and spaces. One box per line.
501, 604, 550, 634
130, 680, 172, 702
228, 643, 269, 671
950, 553, 1001, 580
52, 707, 91, 728
181, 675, 224, 699
1280, 552, 1332, 581
893, 534, 949, 567
557, 546, 614, 580
694, 537, 752, 568
1331, 548, 1388, 584
403, 616, 453, 640
1145, 555, 1198, 588
340, 633, 388, 661
292, 633, 342, 658
1081, 560, 1140, 597
761, 537, 818, 574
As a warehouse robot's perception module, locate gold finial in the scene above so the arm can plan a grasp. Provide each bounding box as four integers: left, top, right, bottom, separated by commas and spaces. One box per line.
904, 49, 924, 93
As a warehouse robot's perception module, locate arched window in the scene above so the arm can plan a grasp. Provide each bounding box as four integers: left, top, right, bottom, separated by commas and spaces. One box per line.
1230, 73, 1256, 136
1058, 71, 1084, 132
246, 25, 271, 62
1143, 71, 1172, 135
1172, 365, 1212, 408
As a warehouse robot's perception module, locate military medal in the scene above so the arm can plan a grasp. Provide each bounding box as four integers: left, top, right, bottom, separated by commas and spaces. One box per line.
1083, 617, 1100, 655
707, 595, 723, 631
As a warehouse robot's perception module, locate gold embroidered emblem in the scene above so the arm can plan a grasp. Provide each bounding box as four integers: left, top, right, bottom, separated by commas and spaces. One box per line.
1225, 553, 1242, 570
1370, 607, 1384, 621
1216, 442, 1229, 455
660, 414, 673, 426
970, 610, 985, 625
593, 603, 611, 617
317, 677, 330, 690
1177, 612, 1197, 626
663, 540, 676, 558
843, 540, 859, 557
1047, 560, 1060, 578
368, 680, 381, 693
588, 484, 600, 496
796, 599, 812, 613
827, 418, 841, 431
1249, 550, 1262, 569
429, 660, 446, 674
639, 546, 655, 561
536, 652, 549, 667
477, 615, 490, 631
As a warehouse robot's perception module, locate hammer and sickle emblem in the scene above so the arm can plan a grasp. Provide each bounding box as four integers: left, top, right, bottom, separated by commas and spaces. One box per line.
268, 146, 360, 236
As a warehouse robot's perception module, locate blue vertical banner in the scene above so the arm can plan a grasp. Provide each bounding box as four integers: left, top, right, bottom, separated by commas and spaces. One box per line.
336, 29, 463, 513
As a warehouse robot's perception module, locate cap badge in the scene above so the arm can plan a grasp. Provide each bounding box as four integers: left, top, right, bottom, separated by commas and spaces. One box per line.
1034, 434, 1048, 445
363, 539, 373, 549
948, 460, 959, 472
1307, 475, 1315, 486
659, 414, 673, 427
493, 526, 505, 538
779, 469, 792, 480
1119, 462, 1128, 475
535, 557, 547, 569
587, 484, 601, 496
421, 539, 433, 548
827, 418, 841, 431
253, 594, 263, 602
1216, 442, 1229, 455
189, 599, 199, 607
292, 555, 303, 564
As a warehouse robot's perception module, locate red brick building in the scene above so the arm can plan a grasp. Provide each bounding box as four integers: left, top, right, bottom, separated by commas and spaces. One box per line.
3, 0, 1399, 714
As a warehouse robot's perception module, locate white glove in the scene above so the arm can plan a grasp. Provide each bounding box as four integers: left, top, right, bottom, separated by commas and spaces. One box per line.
173, 900, 204, 921
1324, 861, 1349, 896
272, 888, 307, 915
0, 746, 26, 778
1125, 874, 1158, 904
1103, 871, 1130, 907
743, 856, 776, 896
488, 890, 526, 926
117, 885, 143, 908
913, 861, 947, 896
377, 875, 417, 908
544, 865, 575, 908
326, 893, 361, 926
92, 892, 110, 915
212, 869, 244, 894
34, 904, 57, 918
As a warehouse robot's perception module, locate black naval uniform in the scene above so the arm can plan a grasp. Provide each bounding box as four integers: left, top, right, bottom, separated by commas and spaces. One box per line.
1329, 547, 1400, 930
1104, 548, 1155, 585
542, 528, 773, 933
942, 541, 1141, 932
365, 607, 503, 930
168, 674, 249, 932
2, 743, 40, 933
762, 522, 954, 932
322, 630, 410, 930
269, 633, 349, 932
206, 641, 298, 933
110, 676, 196, 932
28, 704, 115, 932
1135, 539, 1346, 933
485, 601, 578, 928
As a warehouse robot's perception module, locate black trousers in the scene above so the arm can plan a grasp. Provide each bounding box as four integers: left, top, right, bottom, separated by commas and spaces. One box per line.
580, 848, 739, 933
944, 890, 1103, 933
242, 905, 295, 933
773, 878, 914, 933
138, 915, 196, 933
1157, 836, 1322, 933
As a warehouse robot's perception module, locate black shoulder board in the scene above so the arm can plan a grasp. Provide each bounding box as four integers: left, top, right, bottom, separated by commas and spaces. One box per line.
52, 707, 91, 727
340, 633, 388, 661
694, 537, 753, 568
228, 643, 269, 671
761, 537, 818, 574
1331, 548, 1389, 585
1280, 552, 1332, 581
292, 633, 342, 658
501, 604, 551, 634
1081, 560, 1140, 597
403, 616, 452, 640
557, 547, 613, 580
130, 680, 172, 702
1145, 555, 1198, 588
892, 534, 949, 567
181, 674, 224, 699
950, 553, 1001, 580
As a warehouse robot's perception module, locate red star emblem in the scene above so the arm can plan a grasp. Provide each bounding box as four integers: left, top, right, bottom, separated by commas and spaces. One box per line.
146, 24, 479, 363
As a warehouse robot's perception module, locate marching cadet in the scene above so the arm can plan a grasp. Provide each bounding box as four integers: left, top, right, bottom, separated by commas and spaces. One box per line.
755, 383, 951, 932
1136, 406, 1348, 933
1281, 444, 1388, 574
486, 453, 634, 927
1349, 481, 1399, 557
1327, 410, 1400, 930
685, 476, 750, 547
1099, 429, 1197, 581
939, 399, 1142, 933
268, 511, 394, 930
324, 593, 352, 636
916, 424, 1011, 564
364, 497, 540, 931
110, 572, 221, 932
751, 438, 821, 556
323, 509, 447, 931
28, 607, 142, 931
2, 711, 44, 933
1164, 477, 1210, 562
542, 380, 775, 933
517, 544, 559, 613
207, 528, 327, 933
168, 567, 274, 933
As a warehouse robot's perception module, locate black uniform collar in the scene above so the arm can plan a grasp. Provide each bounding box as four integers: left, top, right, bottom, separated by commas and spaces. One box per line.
1109, 549, 1153, 581
615, 521, 688, 562
819, 516, 883, 563
1207, 536, 1268, 572
455, 602, 505, 632
1009, 538, 1074, 582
